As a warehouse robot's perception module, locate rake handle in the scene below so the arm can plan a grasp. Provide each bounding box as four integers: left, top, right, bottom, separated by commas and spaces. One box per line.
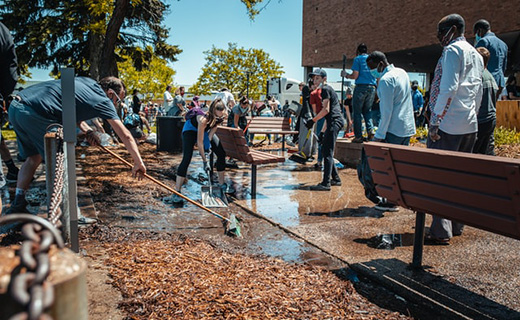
98, 145, 230, 222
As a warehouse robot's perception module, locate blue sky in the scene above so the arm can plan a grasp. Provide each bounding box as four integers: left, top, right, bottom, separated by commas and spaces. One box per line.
29, 0, 423, 85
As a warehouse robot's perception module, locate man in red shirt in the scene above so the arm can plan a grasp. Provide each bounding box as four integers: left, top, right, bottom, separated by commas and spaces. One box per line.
310, 86, 325, 170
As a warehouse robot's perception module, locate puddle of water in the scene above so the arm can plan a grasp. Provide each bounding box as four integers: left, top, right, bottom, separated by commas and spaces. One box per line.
251, 235, 309, 263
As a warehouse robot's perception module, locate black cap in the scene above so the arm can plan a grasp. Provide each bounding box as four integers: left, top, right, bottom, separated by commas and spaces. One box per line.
308, 68, 327, 78
411, 80, 419, 85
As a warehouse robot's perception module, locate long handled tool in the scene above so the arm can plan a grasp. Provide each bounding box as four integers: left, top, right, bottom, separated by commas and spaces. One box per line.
201, 151, 228, 208
99, 145, 240, 237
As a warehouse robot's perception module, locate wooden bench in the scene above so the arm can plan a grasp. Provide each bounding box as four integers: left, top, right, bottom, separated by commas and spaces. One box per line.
246, 117, 298, 151
216, 126, 285, 198
364, 142, 520, 268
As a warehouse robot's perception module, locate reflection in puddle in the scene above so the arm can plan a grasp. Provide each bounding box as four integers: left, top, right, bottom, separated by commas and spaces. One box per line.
252, 235, 309, 263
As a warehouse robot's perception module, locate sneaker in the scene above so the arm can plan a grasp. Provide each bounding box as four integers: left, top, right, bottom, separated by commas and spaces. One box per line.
163, 193, 183, 204
221, 183, 235, 194
310, 183, 331, 191
351, 137, 364, 143
78, 216, 97, 224
331, 179, 342, 186
313, 163, 322, 171
374, 202, 399, 212
6, 169, 19, 183
5, 198, 31, 214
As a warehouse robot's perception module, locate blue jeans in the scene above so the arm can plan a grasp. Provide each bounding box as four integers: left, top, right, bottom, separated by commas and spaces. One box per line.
353, 84, 376, 138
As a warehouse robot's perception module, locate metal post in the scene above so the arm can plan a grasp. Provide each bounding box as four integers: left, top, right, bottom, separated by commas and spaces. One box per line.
61, 68, 79, 253
412, 211, 426, 269
246, 72, 250, 98
251, 164, 257, 199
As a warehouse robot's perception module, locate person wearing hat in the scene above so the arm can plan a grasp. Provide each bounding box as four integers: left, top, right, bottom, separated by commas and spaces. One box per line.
305, 68, 345, 191
411, 80, 424, 127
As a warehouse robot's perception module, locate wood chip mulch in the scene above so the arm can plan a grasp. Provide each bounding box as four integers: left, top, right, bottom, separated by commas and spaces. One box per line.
81, 225, 407, 320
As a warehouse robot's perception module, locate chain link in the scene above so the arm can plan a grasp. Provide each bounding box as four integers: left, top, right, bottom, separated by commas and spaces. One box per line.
1, 125, 67, 320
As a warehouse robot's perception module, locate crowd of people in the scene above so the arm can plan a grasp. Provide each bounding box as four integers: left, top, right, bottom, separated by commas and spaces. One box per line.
0, 12, 519, 246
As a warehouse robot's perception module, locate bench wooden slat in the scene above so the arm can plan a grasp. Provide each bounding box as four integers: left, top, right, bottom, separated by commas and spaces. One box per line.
398, 177, 514, 217
392, 162, 511, 197
403, 193, 520, 240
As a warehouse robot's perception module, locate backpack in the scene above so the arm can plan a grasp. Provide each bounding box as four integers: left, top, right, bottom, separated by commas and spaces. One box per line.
185, 106, 205, 120
123, 113, 141, 129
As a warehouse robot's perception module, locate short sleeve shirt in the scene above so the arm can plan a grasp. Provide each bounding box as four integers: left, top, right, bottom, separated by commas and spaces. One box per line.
352, 54, 377, 86
310, 88, 323, 114
320, 84, 343, 123
18, 77, 119, 122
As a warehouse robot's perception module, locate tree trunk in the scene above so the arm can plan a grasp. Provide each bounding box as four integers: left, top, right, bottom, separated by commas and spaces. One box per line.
99, 0, 130, 79
88, 31, 103, 80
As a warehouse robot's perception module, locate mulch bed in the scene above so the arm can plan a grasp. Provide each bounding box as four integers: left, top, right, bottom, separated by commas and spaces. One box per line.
81, 225, 408, 320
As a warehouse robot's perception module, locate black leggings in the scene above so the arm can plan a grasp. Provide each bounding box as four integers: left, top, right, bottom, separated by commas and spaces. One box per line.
177, 130, 226, 177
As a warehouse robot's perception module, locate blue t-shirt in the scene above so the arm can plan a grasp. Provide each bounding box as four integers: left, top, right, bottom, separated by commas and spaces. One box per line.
18, 77, 119, 122
411, 89, 424, 112
352, 54, 376, 86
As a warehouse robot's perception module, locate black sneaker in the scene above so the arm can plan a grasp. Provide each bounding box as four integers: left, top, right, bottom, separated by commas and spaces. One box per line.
374, 202, 399, 212
6, 169, 18, 183
313, 163, 322, 171
331, 179, 342, 186
351, 137, 364, 143
310, 183, 331, 191
4, 200, 31, 215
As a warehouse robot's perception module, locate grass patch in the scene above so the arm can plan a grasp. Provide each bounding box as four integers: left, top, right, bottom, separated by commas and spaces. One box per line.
494, 126, 520, 146
1, 128, 16, 140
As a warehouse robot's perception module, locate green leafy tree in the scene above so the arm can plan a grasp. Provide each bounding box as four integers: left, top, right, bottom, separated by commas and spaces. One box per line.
118, 47, 175, 100
0, 0, 181, 79
190, 43, 283, 100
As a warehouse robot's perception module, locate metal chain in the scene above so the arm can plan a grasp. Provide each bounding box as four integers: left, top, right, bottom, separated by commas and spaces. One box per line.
1, 125, 67, 320
48, 127, 65, 227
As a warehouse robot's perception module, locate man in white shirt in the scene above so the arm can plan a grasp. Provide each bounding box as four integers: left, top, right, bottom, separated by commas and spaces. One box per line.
215, 88, 236, 112
427, 13, 484, 244
364, 51, 416, 212
163, 85, 174, 114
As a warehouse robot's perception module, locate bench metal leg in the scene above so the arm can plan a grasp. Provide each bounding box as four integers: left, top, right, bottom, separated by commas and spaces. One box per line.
412, 211, 426, 269
251, 164, 257, 199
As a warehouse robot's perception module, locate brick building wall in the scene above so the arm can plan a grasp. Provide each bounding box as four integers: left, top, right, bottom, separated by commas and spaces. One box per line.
302, 0, 520, 73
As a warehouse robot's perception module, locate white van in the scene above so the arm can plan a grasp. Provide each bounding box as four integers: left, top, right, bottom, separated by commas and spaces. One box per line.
265, 77, 302, 105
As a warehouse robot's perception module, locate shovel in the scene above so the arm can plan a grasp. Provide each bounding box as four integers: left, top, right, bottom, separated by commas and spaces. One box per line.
99, 145, 241, 237
201, 165, 228, 208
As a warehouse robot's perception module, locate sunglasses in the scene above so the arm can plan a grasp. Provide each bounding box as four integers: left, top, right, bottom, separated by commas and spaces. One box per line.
215, 106, 225, 111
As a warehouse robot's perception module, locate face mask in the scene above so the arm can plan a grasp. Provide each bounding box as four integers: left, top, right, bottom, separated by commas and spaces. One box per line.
475, 33, 482, 45
370, 68, 381, 79
412, 86, 418, 91
369, 62, 383, 79
440, 26, 454, 47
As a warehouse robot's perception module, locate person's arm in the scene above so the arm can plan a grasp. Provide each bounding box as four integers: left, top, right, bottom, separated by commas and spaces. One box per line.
430, 47, 461, 126
313, 99, 329, 122
197, 116, 208, 163
374, 81, 393, 140
509, 91, 520, 100
140, 116, 152, 134
107, 118, 146, 179
234, 113, 240, 128
346, 71, 359, 80
92, 118, 106, 133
